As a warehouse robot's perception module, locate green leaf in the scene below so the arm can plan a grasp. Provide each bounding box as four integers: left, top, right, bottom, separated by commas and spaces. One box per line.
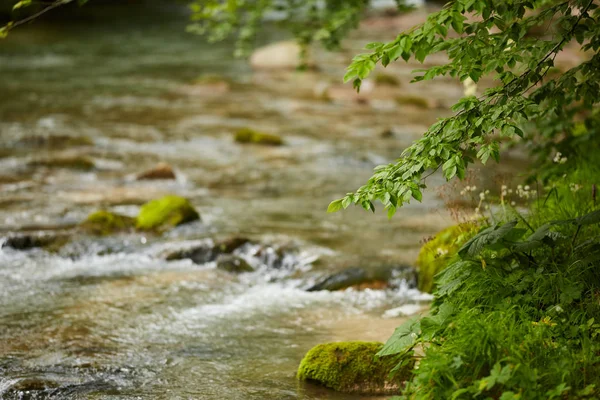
377, 318, 421, 357
458, 220, 519, 258
327, 199, 343, 213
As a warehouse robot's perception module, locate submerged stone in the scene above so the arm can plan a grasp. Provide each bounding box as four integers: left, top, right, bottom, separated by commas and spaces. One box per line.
80, 210, 136, 235
234, 128, 283, 146
374, 73, 401, 87
16, 135, 93, 148
2, 232, 70, 252
28, 156, 95, 170
216, 254, 254, 273
297, 341, 413, 394
307, 265, 416, 292
136, 195, 200, 232
165, 237, 252, 264
136, 162, 176, 180
416, 223, 478, 293
395, 95, 430, 110
249, 41, 313, 70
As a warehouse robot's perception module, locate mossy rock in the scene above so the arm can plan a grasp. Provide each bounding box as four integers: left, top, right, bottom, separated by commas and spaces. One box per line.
28, 156, 95, 170
374, 73, 401, 87
297, 341, 413, 394
81, 211, 136, 235
417, 223, 478, 293
135, 195, 200, 232
395, 95, 430, 110
234, 128, 283, 146
216, 254, 254, 273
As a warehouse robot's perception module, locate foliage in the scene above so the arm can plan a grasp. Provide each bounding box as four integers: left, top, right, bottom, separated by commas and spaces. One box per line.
379, 171, 600, 399
297, 341, 414, 394
416, 223, 478, 293
326, 0, 600, 217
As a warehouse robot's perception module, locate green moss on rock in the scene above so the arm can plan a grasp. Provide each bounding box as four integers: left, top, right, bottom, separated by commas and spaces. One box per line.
395, 95, 430, 110
417, 223, 478, 293
374, 73, 401, 87
297, 341, 413, 394
28, 156, 95, 170
81, 211, 136, 235
135, 195, 200, 232
234, 128, 283, 146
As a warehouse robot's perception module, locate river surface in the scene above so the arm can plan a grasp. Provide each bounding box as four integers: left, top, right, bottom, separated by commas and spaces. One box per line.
0, 2, 523, 399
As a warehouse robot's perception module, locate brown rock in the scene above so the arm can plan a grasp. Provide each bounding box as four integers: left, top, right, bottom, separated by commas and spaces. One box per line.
136, 163, 176, 181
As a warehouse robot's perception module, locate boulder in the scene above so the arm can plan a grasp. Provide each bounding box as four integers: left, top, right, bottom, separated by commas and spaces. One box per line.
416, 223, 478, 293
307, 265, 416, 292
297, 341, 413, 394
80, 210, 136, 236
234, 128, 283, 146
216, 254, 254, 273
136, 162, 176, 181
136, 195, 200, 232
249, 41, 311, 70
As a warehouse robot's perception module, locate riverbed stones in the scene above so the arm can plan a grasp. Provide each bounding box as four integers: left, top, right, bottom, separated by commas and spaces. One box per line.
136, 162, 176, 180
297, 341, 413, 394
307, 265, 417, 291
16, 134, 93, 148
136, 195, 200, 231
165, 237, 251, 263
234, 128, 283, 146
80, 210, 136, 235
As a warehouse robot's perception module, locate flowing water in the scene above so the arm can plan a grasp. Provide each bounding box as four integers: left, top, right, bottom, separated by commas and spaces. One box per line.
0, 3, 525, 399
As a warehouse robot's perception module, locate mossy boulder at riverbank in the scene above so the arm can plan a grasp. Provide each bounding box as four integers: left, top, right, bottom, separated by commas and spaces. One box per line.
81, 211, 136, 235
234, 128, 283, 146
136, 195, 200, 232
297, 341, 413, 394
417, 223, 478, 293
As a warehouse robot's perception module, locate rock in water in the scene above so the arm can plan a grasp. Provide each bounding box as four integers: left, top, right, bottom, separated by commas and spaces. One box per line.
249, 41, 311, 70
234, 128, 283, 146
307, 265, 416, 291
136, 195, 200, 232
80, 210, 136, 235
2, 232, 70, 252
297, 341, 413, 394
136, 162, 176, 180
216, 254, 254, 273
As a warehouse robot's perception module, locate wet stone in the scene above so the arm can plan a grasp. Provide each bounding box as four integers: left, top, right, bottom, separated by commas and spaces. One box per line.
307, 265, 417, 292
216, 254, 254, 273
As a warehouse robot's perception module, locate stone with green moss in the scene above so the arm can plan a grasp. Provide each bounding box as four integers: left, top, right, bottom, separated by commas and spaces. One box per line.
234, 128, 283, 146
395, 95, 430, 110
297, 341, 413, 394
216, 254, 254, 273
28, 156, 95, 170
416, 223, 478, 293
81, 210, 136, 235
135, 195, 200, 232
374, 73, 401, 87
